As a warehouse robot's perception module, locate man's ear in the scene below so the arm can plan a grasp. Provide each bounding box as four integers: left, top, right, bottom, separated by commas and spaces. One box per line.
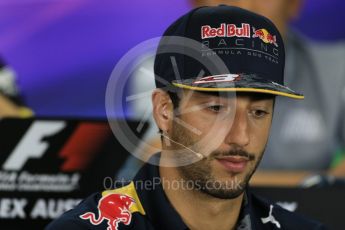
152, 89, 174, 132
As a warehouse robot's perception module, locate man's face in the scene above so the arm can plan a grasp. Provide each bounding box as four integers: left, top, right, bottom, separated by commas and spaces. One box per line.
167, 90, 274, 198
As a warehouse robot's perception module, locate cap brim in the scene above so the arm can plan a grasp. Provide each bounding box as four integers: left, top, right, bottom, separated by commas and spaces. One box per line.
171, 74, 304, 100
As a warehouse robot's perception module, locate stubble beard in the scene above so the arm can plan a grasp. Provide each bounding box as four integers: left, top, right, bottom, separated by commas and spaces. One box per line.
169, 120, 264, 199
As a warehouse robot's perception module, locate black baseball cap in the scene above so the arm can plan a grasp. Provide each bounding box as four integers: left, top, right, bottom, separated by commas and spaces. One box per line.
154, 5, 304, 99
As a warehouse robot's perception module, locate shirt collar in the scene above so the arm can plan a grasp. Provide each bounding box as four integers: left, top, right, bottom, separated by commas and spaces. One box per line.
134, 154, 188, 230
236, 190, 255, 230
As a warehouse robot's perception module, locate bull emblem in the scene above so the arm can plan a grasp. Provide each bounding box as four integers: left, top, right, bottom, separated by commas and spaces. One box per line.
80, 193, 135, 230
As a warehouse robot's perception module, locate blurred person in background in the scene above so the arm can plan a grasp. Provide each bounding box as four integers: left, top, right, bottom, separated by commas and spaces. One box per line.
119, 0, 345, 182
0, 57, 33, 118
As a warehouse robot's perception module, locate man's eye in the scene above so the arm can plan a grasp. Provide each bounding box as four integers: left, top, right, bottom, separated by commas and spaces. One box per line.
252, 110, 268, 118
208, 105, 223, 112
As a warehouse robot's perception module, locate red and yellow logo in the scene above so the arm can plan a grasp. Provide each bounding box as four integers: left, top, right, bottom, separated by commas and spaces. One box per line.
80, 182, 145, 229
252, 27, 278, 47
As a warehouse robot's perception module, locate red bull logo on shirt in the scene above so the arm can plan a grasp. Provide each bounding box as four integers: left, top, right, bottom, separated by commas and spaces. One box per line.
79, 181, 146, 230
80, 193, 135, 230
252, 27, 278, 47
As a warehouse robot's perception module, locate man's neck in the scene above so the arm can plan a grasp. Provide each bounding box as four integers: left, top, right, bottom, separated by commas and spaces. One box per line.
159, 165, 244, 230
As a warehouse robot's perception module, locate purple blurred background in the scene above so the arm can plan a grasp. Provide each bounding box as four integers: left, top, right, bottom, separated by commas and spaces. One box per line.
0, 0, 344, 118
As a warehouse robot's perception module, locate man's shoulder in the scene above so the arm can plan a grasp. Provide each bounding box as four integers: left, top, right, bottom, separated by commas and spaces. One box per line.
45, 192, 102, 229
249, 191, 327, 229
46, 182, 150, 229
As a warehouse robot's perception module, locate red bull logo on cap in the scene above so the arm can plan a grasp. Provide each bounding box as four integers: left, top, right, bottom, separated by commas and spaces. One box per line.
80, 193, 135, 230
201, 23, 251, 39
252, 27, 278, 47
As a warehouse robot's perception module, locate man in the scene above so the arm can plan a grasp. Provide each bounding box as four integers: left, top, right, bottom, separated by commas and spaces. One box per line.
47, 6, 325, 229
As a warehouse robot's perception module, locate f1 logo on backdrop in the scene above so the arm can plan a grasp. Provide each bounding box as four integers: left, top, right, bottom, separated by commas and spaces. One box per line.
2, 121, 66, 171
1, 120, 111, 172
0, 119, 113, 225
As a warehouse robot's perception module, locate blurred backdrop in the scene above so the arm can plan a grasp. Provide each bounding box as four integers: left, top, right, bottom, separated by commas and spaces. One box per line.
0, 0, 344, 118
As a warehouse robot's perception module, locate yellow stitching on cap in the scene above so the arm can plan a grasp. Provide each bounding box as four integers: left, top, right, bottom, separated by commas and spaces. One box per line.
172, 83, 304, 100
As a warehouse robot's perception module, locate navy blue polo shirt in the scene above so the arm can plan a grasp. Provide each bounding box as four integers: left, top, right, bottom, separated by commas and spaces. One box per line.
46, 154, 326, 230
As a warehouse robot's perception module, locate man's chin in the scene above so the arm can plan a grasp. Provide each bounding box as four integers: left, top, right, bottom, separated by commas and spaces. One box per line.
202, 170, 257, 199
199, 182, 246, 200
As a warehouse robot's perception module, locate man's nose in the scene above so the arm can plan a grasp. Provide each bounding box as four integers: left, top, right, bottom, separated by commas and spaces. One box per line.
224, 110, 250, 147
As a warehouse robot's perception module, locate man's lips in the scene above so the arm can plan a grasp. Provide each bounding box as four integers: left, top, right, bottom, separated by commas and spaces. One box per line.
215, 156, 250, 173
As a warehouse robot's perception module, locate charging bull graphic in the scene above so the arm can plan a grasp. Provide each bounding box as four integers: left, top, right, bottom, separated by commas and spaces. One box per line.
80, 193, 135, 230
252, 27, 278, 47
